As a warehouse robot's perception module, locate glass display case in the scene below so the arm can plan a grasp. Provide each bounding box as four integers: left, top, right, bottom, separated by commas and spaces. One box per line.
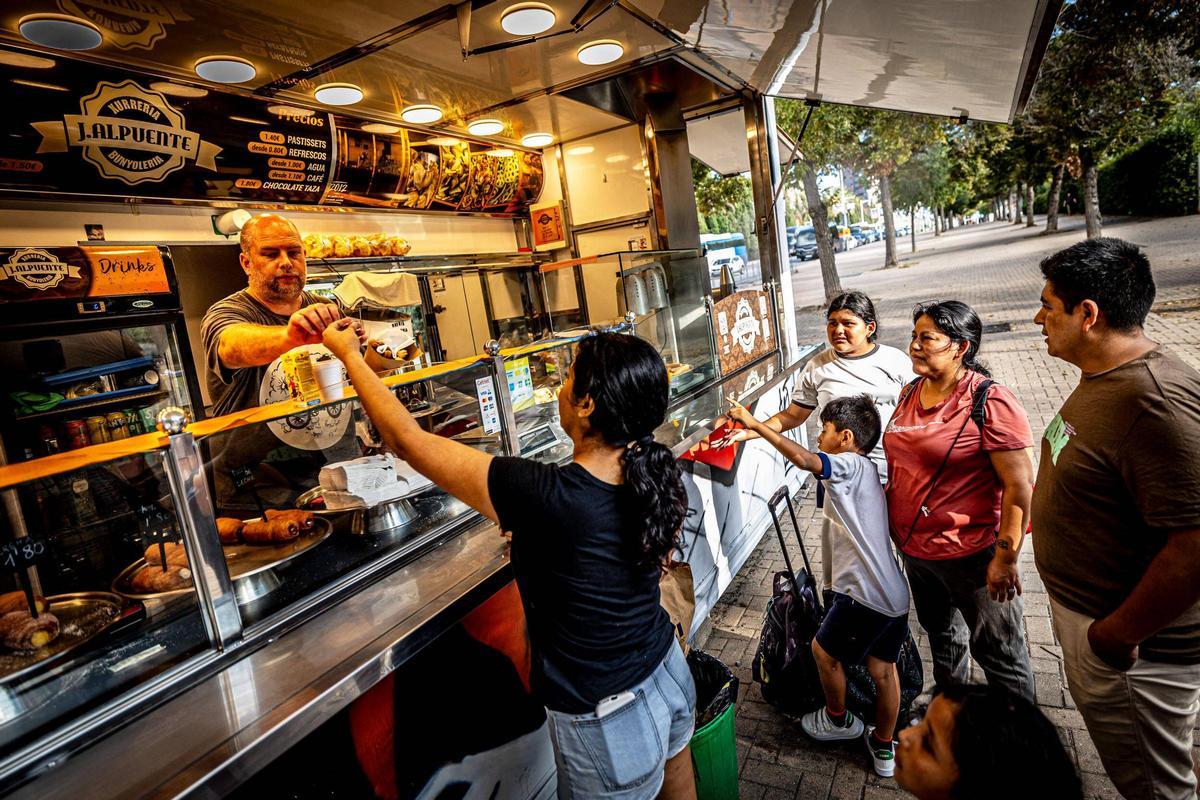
193, 355, 498, 628
581, 249, 721, 399
0, 444, 211, 757
499, 335, 584, 465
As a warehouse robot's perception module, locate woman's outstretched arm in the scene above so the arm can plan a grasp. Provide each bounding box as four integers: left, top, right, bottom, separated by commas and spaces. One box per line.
325, 320, 497, 522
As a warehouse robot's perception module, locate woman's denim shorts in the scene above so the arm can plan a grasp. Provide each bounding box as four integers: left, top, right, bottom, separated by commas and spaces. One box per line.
545, 641, 697, 799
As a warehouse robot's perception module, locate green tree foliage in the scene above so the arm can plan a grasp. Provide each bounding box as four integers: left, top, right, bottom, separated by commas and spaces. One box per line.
1024, 0, 1200, 235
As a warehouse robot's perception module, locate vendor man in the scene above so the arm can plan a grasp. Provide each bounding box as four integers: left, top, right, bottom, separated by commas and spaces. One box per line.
202, 213, 357, 416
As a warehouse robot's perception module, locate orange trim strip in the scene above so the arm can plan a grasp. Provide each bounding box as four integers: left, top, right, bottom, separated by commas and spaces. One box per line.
539, 255, 598, 274
0, 353, 488, 491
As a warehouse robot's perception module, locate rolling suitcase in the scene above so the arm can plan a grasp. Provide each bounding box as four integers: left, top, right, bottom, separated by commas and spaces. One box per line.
752, 486, 924, 731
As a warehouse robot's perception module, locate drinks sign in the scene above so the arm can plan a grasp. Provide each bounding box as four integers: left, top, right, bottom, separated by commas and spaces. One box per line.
0, 245, 170, 302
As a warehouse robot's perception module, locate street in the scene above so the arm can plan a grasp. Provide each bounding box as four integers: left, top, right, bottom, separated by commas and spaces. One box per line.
707, 214, 1200, 800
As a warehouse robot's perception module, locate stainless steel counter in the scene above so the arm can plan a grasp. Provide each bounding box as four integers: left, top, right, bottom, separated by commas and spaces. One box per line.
10, 517, 511, 800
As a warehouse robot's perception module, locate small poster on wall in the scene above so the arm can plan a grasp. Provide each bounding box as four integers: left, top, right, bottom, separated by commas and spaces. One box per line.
530, 202, 566, 250
713, 289, 775, 375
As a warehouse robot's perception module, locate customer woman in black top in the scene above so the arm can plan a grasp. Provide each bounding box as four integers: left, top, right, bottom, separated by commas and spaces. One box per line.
324, 324, 697, 800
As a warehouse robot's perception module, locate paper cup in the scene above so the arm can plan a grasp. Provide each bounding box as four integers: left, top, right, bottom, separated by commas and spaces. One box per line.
313, 358, 345, 403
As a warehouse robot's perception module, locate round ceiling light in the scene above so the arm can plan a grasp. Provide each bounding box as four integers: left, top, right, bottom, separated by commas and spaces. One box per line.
427, 136, 463, 147
577, 39, 623, 66
566, 145, 594, 156
485, 148, 515, 157
150, 81, 208, 98
467, 118, 504, 136
18, 14, 102, 51
194, 56, 256, 84
362, 122, 401, 134
500, 3, 556, 36
401, 104, 442, 124
314, 82, 363, 106
521, 132, 554, 148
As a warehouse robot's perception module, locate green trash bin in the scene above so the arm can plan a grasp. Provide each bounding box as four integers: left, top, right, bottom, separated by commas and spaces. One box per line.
688, 650, 740, 800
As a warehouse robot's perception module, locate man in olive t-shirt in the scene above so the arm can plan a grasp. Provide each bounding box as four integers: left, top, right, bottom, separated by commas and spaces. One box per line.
1032, 238, 1200, 800
201, 213, 351, 417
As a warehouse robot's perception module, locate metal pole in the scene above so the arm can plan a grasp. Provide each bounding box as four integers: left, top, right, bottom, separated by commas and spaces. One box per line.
484, 341, 521, 457
158, 408, 242, 650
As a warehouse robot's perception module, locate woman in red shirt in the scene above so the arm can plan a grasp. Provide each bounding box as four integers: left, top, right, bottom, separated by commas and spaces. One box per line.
883, 301, 1035, 701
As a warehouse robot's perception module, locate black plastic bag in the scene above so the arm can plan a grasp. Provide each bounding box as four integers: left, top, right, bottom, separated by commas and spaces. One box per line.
688, 649, 739, 729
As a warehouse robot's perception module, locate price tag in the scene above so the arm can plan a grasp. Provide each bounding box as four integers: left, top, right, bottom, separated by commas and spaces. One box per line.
137, 503, 176, 543
231, 466, 256, 492
0, 538, 46, 571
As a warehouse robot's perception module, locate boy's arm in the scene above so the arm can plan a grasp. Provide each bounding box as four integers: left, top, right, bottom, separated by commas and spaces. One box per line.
729, 402, 824, 475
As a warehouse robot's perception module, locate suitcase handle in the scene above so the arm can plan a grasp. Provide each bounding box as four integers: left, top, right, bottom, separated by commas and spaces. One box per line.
767, 485, 816, 588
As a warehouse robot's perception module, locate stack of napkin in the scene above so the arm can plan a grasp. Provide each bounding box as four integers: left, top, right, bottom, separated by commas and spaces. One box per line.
318, 454, 432, 509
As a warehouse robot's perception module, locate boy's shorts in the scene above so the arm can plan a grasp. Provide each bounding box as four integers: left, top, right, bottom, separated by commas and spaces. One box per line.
815, 591, 908, 665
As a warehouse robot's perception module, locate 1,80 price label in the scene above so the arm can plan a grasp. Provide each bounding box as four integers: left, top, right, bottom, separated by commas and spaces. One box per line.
1, 538, 46, 570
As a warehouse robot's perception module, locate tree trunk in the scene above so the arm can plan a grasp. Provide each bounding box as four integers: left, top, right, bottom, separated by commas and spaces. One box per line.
1025, 182, 1036, 227
1083, 156, 1102, 238
801, 163, 842, 300
934, 205, 942, 236
1045, 164, 1064, 233
910, 206, 917, 252
1010, 186, 1021, 223
880, 173, 898, 268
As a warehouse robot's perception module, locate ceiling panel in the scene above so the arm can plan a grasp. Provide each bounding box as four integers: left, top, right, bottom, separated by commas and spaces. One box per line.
626, 0, 1055, 122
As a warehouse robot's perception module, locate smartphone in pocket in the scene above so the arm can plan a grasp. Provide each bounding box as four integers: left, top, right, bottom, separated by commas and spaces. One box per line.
595, 690, 636, 718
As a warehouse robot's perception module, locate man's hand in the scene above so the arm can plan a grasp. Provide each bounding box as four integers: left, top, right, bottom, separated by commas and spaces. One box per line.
1087, 617, 1139, 672
323, 318, 365, 360
986, 553, 1022, 603
286, 304, 342, 346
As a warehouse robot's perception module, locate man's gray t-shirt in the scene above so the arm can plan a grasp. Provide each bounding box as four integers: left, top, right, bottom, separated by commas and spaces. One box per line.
201, 290, 328, 417
818, 451, 909, 617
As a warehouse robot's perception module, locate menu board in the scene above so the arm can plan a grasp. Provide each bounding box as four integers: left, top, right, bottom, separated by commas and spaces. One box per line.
0, 45, 543, 215
0, 246, 171, 303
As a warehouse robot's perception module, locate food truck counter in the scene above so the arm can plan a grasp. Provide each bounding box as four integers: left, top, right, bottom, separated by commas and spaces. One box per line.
0, 313, 817, 796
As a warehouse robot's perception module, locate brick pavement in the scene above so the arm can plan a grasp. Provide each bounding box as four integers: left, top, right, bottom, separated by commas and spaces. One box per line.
705, 214, 1200, 799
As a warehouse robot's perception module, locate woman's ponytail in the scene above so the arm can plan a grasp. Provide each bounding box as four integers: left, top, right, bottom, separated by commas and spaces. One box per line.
571, 334, 688, 570
622, 436, 688, 569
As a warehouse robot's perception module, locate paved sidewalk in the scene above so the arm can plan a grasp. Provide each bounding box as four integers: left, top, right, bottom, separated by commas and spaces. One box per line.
708, 215, 1200, 799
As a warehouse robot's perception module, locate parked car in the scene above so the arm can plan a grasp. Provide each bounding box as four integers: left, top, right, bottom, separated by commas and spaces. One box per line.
790, 226, 818, 260
849, 224, 873, 246
708, 254, 745, 275
830, 224, 856, 251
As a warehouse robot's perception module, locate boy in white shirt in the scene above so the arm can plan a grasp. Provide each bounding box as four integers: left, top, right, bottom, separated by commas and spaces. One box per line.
729, 394, 910, 777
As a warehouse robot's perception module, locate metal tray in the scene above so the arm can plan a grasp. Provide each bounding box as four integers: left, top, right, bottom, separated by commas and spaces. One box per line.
220, 516, 332, 581
114, 518, 332, 605
0, 592, 127, 684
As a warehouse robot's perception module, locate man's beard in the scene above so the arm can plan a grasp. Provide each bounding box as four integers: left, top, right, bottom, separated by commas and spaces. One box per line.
261, 275, 302, 302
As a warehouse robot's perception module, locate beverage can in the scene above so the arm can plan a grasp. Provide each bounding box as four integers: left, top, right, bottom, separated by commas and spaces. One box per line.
64, 420, 90, 449
38, 424, 62, 455
86, 416, 109, 444
139, 407, 157, 434
124, 409, 142, 436
106, 411, 128, 440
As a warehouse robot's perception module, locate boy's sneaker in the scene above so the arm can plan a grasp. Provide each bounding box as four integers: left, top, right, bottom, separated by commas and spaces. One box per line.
801, 708, 864, 741
864, 725, 896, 777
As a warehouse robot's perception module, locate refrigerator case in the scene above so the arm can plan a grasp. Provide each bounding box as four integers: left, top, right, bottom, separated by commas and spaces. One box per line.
0, 244, 202, 460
